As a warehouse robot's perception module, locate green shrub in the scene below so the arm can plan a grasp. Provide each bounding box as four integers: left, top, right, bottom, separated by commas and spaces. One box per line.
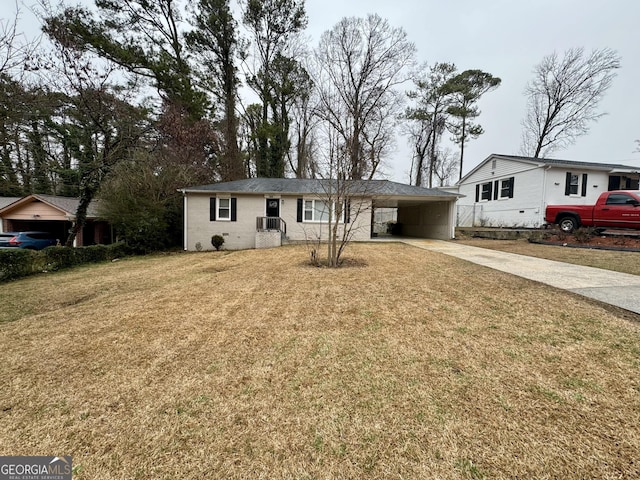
211, 235, 225, 251
0, 249, 37, 281
42, 246, 77, 270
0, 242, 131, 282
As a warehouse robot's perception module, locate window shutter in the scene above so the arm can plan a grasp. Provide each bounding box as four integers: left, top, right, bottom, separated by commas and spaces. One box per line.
565, 172, 572, 196
581, 174, 588, 197
475, 185, 480, 202
508, 177, 515, 198
297, 198, 303, 222
345, 200, 351, 223
487, 181, 493, 201
209, 197, 216, 221
608, 175, 620, 190
230, 197, 237, 221
493, 180, 499, 200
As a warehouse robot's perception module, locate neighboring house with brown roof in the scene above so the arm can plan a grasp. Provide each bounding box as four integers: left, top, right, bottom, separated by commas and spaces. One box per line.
179, 178, 461, 251
455, 154, 640, 228
0, 194, 111, 246
0, 197, 21, 232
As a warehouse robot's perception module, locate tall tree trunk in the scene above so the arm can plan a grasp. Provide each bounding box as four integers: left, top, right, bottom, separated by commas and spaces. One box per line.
458, 116, 466, 181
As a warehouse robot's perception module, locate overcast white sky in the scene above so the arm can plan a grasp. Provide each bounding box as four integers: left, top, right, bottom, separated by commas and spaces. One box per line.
15, 0, 640, 183
303, 0, 640, 182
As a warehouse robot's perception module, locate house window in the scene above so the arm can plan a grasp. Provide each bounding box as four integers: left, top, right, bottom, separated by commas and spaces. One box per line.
481, 182, 492, 201
209, 197, 236, 222
303, 199, 343, 222
568, 174, 579, 195
218, 198, 231, 220
500, 177, 515, 199
565, 172, 588, 197
304, 199, 331, 222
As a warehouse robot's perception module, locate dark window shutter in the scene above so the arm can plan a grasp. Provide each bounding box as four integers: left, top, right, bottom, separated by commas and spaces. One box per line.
493, 180, 499, 200
297, 198, 303, 222
487, 181, 493, 201
230, 197, 237, 221
475, 184, 480, 202
508, 177, 515, 198
345, 200, 351, 223
608, 175, 620, 190
581, 174, 588, 197
209, 197, 216, 221
565, 172, 572, 196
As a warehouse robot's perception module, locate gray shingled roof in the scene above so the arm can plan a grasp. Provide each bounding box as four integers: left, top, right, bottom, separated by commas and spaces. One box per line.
0, 197, 21, 209
37, 195, 102, 217
492, 154, 640, 172
0, 195, 101, 218
181, 178, 459, 198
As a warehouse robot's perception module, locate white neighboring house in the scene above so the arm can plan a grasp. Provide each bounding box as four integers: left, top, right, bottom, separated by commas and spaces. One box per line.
455, 154, 640, 228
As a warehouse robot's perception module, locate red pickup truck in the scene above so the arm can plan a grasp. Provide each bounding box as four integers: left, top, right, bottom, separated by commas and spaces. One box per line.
545, 190, 640, 232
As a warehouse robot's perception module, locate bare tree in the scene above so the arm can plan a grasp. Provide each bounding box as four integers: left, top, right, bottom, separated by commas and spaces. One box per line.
520, 47, 621, 158
0, 3, 39, 78
314, 14, 416, 180
304, 121, 372, 267
432, 148, 458, 187
288, 72, 319, 178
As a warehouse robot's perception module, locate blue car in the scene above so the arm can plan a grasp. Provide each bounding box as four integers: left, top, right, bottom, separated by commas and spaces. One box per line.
0, 231, 59, 250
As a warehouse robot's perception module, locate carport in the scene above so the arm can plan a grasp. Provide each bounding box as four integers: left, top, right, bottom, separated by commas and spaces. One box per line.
368, 182, 461, 240
0, 194, 112, 246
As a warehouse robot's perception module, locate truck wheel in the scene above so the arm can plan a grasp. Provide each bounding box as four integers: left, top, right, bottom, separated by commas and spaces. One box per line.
558, 216, 578, 233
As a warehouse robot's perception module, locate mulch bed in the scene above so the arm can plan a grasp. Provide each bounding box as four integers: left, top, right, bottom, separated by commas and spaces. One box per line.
532, 230, 640, 252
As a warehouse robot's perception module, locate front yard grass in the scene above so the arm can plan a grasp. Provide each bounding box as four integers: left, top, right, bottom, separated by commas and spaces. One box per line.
1, 243, 639, 479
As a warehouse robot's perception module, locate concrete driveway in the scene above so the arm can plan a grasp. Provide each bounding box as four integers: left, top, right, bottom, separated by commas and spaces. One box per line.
402, 239, 640, 315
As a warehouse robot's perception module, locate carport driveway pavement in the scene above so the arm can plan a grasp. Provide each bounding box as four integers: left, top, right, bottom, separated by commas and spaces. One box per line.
402, 239, 640, 315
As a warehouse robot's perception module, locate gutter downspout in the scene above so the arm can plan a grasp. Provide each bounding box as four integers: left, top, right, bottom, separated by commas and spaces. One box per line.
540, 166, 551, 227
451, 198, 458, 238
182, 190, 188, 251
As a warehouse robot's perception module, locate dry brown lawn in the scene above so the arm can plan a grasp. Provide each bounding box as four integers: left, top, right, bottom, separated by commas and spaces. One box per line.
1, 243, 639, 479
457, 237, 640, 276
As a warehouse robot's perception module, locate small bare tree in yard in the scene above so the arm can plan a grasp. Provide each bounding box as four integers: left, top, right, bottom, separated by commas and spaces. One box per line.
521, 47, 621, 158
304, 123, 372, 267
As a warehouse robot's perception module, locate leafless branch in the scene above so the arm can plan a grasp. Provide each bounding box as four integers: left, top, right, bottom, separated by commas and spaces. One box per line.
520, 47, 621, 158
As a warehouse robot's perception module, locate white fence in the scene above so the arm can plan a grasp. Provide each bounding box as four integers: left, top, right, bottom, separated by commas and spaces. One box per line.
456, 205, 481, 227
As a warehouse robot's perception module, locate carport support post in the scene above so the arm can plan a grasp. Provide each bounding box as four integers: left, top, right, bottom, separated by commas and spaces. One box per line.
69, 221, 82, 247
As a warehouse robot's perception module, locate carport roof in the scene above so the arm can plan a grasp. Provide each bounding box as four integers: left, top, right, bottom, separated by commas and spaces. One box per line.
181, 178, 460, 199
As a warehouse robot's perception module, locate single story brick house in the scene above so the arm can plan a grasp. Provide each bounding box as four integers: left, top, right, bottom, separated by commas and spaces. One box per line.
179, 178, 460, 250
455, 154, 640, 228
0, 194, 111, 246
